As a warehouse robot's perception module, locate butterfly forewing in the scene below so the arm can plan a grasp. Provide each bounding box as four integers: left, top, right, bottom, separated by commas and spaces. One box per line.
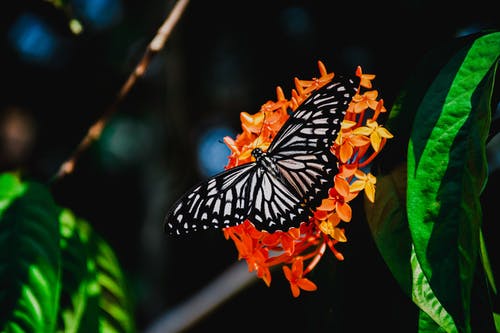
165, 74, 359, 235
267, 75, 359, 209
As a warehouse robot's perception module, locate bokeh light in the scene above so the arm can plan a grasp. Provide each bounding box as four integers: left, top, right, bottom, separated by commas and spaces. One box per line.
72, 0, 123, 31
197, 126, 235, 177
279, 6, 313, 39
98, 115, 153, 170
8, 13, 62, 66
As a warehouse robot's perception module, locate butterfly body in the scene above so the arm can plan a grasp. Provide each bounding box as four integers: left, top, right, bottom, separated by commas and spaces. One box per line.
251, 148, 280, 180
165, 75, 359, 235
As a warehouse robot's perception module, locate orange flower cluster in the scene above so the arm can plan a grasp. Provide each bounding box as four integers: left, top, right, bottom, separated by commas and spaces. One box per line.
223, 61, 393, 297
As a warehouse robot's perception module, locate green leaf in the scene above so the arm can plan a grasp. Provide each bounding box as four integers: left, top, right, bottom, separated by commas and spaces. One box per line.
57, 208, 97, 333
418, 310, 448, 333
0, 173, 26, 214
494, 312, 500, 332
479, 230, 497, 296
365, 165, 456, 332
367, 30, 500, 333
411, 245, 456, 331
57, 208, 135, 333
0, 173, 61, 332
0, 172, 134, 332
90, 230, 135, 333
382, 31, 495, 171
364, 163, 412, 295
407, 31, 500, 331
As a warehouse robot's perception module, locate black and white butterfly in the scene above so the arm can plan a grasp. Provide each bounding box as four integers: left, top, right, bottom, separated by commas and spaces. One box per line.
165, 75, 359, 235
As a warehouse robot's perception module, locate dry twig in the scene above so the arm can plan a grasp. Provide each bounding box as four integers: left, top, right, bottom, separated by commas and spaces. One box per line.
51, 0, 190, 182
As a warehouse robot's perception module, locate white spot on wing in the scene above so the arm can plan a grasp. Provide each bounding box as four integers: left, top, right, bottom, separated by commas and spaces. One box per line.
214, 199, 221, 214
262, 175, 273, 201
224, 202, 232, 216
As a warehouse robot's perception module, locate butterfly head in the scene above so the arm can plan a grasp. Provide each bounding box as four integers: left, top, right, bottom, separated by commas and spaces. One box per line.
251, 147, 264, 160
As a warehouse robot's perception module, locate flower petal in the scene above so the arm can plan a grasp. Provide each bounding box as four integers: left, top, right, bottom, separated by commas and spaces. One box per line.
370, 130, 382, 151
283, 265, 293, 281
332, 227, 347, 242
364, 181, 376, 203
353, 126, 373, 136
377, 126, 394, 138
349, 134, 371, 147
297, 278, 317, 292
287, 227, 300, 239
341, 120, 357, 129
336, 202, 352, 222
335, 177, 351, 197
350, 179, 366, 192
318, 198, 336, 211
339, 142, 353, 163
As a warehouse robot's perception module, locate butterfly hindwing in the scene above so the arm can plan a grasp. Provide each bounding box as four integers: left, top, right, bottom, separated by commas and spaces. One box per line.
244, 167, 309, 231
273, 150, 337, 210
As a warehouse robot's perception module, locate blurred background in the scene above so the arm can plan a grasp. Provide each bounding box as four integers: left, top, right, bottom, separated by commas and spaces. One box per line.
0, 0, 499, 331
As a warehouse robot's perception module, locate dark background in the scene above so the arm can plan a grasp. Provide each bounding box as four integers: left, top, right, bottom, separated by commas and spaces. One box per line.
1, 0, 499, 331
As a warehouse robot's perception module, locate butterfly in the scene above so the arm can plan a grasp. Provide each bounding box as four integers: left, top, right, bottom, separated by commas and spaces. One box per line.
164, 74, 359, 235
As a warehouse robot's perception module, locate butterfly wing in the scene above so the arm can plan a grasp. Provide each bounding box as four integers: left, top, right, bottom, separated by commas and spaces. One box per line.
243, 165, 309, 231
165, 163, 256, 235
267, 75, 359, 210
165, 75, 359, 235
165, 160, 309, 235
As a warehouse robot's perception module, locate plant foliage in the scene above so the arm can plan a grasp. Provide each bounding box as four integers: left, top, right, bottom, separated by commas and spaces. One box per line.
366, 30, 500, 333
0, 173, 135, 333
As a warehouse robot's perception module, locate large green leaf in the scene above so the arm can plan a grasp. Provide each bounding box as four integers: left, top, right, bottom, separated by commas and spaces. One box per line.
381, 32, 493, 171
418, 309, 448, 333
407, 31, 500, 331
364, 164, 456, 331
57, 208, 136, 333
0, 173, 61, 332
367, 30, 500, 333
364, 163, 412, 295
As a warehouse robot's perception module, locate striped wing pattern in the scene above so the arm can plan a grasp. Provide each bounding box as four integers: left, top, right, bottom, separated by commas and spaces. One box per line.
165, 164, 255, 234
269, 76, 358, 212
165, 75, 358, 235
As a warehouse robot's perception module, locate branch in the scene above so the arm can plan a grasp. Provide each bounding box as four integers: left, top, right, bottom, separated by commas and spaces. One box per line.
144, 261, 257, 333
50, 0, 190, 183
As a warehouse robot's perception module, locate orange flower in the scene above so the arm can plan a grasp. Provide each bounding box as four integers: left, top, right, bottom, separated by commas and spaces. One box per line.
356, 65, 376, 89
335, 128, 371, 163
223, 221, 272, 286
221, 60, 393, 297
319, 219, 346, 242
350, 169, 377, 202
353, 119, 394, 152
283, 258, 317, 297
351, 90, 381, 113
